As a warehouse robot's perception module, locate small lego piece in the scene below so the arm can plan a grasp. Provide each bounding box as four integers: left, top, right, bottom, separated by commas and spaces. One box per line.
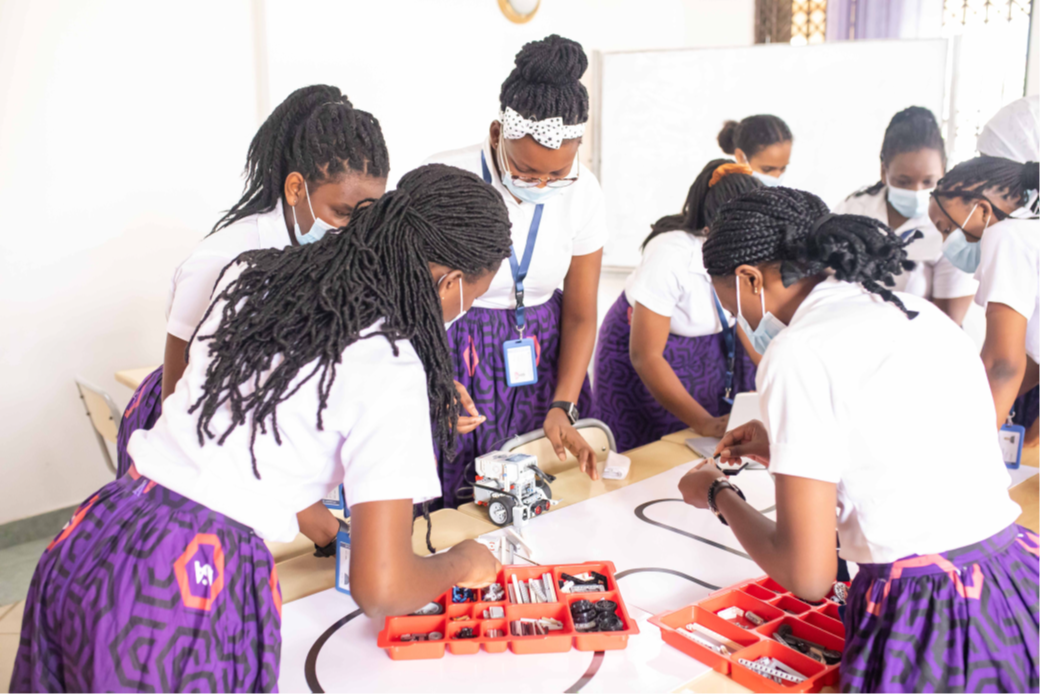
596, 613, 624, 631
451, 587, 475, 603
411, 601, 444, 616
428, 631, 443, 641
594, 599, 618, 613
485, 629, 505, 638
453, 627, 477, 639
400, 634, 413, 642
716, 606, 744, 621
738, 657, 806, 684
482, 606, 505, 619
832, 582, 848, 605
518, 580, 531, 604
482, 583, 505, 602
745, 611, 765, 626
677, 627, 731, 655
773, 624, 841, 665
508, 584, 518, 604
450, 615, 469, 622
571, 599, 598, 632
511, 574, 524, 604
542, 573, 557, 602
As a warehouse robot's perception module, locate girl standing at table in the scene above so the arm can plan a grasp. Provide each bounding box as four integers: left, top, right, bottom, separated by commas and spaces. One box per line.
834, 106, 977, 324
930, 156, 1040, 432
717, 114, 793, 187
593, 160, 760, 451
425, 35, 602, 505
11, 165, 508, 693
116, 85, 389, 478
677, 186, 1037, 693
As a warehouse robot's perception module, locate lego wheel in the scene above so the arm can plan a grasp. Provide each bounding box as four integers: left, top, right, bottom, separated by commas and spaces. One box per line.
536, 479, 552, 500
487, 497, 514, 526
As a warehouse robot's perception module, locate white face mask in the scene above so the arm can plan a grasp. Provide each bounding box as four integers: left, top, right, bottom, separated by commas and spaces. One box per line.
886, 185, 933, 219
735, 275, 787, 354
439, 273, 466, 329
753, 171, 785, 188
292, 181, 337, 245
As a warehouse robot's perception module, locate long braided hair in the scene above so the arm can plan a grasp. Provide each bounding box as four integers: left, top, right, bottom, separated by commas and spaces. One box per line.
500, 34, 589, 125
211, 84, 390, 234
717, 115, 792, 158
643, 159, 763, 248
935, 155, 1040, 216
189, 164, 512, 478
702, 187, 919, 319
854, 106, 946, 198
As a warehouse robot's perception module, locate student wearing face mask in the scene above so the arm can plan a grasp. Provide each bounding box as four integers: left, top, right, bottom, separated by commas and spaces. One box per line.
592, 160, 761, 451
717, 115, 793, 187
115, 85, 390, 549
676, 186, 1037, 693
931, 156, 1040, 431
424, 35, 603, 506
11, 165, 509, 693
835, 107, 977, 325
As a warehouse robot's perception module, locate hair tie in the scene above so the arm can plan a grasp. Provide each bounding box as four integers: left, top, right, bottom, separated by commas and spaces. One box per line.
708, 162, 754, 188
809, 212, 837, 236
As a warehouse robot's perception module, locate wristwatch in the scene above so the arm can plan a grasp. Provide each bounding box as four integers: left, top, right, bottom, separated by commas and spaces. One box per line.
549, 401, 579, 425
707, 478, 746, 526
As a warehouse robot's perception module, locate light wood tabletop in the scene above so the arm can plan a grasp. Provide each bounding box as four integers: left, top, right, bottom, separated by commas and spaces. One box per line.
114, 366, 159, 390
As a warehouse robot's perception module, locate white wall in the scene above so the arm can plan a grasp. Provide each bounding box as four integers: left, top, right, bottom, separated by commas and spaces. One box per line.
0, 0, 754, 524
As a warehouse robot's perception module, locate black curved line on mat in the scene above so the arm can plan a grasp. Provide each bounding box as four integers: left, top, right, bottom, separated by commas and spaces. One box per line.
305, 608, 363, 693
635, 499, 753, 560
615, 566, 720, 591
564, 651, 605, 693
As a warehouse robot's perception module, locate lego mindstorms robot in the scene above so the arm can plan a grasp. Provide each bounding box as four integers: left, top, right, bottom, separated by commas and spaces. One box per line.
473, 451, 558, 528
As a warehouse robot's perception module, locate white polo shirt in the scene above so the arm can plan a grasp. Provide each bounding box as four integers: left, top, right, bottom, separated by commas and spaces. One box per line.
758, 277, 1019, 564
130, 261, 443, 542
974, 217, 1040, 363
624, 231, 734, 337
166, 201, 293, 341
834, 187, 978, 300
423, 139, 608, 310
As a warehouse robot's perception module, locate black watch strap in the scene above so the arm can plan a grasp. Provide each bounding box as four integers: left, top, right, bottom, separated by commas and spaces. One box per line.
707, 478, 746, 526
550, 401, 579, 425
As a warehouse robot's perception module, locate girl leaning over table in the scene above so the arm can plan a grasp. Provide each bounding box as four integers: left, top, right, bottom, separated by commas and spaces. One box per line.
678, 185, 1038, 693
11, 165, 507, 693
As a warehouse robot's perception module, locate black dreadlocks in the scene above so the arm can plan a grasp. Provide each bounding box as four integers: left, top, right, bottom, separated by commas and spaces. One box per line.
643, 158, 763, 248
703, 187, 919, 319
717, 115, 792, 158
189, 164, 512, 479
935, 155, 1040, 215
855, 106, 946, 198
500, 34, 589, 125
211, 84, 390, 234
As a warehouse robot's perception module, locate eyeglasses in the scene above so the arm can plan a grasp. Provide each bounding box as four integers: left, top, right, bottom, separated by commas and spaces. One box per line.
497, 137, 580, 189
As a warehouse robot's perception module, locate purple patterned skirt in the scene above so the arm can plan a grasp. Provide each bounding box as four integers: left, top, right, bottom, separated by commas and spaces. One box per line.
10, 466, 282, 693
440, 290, 593, 508
115, 366, 164, 477
592, 293, 756, 452
842, 524, 1039, 693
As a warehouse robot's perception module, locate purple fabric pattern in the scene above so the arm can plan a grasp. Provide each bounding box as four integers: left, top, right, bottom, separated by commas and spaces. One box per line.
592, 294, 756, 452
10, 468, 282, 693
115, 366, 164, 478
841, 524, 1039, 692
440, 290, 593, 508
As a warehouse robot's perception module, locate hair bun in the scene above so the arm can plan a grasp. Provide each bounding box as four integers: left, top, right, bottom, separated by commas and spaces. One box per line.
890, 105, 938, 128
717, 121, 739, 154
514, 34, 587, 86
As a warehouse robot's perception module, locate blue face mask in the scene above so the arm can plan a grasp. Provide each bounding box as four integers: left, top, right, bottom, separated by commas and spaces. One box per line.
735, 275, 787, 354
887, 185, 932, 219
292, 182, 338, 245
497, 137, 569, 205
941, 203, 988, 273
753, 171, 784, 188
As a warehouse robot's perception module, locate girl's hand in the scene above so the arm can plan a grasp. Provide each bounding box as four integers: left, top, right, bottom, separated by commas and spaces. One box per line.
449, 540, 502, 588
455, 381, 486, 434
714, 420, 771, 466
693, 413, 730, 439
543, 408, 599, 480
678, 459, 725, 509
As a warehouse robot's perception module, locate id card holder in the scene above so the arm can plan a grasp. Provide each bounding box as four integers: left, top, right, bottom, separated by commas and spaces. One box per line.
503, 338, 538, 387
322, 484, 346, 511
334, 521, 351, 596
1000, 423, 1026, 469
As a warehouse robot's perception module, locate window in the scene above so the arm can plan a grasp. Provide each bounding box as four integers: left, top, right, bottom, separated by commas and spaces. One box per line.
756, 0, 829, 44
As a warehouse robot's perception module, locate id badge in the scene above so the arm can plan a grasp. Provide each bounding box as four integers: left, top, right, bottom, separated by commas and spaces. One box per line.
322, 484, 346, 511
334, 524, 352, 596
1000, 423, 1026, 469
503, 338, 538, 387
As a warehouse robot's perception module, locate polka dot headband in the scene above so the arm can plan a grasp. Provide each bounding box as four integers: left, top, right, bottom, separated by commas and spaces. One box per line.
499, 107, 586, 150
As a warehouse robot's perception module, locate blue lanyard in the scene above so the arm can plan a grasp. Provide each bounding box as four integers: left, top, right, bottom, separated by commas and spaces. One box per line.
711, 289, 735, 405
900, 228, 919, 241
482, 151, 544, 333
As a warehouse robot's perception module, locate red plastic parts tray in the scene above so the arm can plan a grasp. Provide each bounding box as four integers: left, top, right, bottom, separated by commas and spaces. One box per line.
649, 575, 848, 693
376, 561, 639, 660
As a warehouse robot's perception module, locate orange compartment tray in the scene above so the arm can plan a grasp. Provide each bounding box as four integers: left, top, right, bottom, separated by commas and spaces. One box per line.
649, 575, 848, 693
376, 561, 639, 660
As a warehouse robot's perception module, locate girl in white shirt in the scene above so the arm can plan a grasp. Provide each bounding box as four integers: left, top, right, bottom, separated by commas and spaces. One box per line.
678, 186, 1036, 693
931, 156, 1040, 432
12, 165, 508, 693
593, 160, 761, 450
425, 35, 603, 506
115, 86, 389, 548
834, 106, 977, 324
717, 114, 793, 187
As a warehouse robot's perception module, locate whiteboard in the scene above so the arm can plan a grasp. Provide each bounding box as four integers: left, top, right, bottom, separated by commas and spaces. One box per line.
595, 39, 948, 268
